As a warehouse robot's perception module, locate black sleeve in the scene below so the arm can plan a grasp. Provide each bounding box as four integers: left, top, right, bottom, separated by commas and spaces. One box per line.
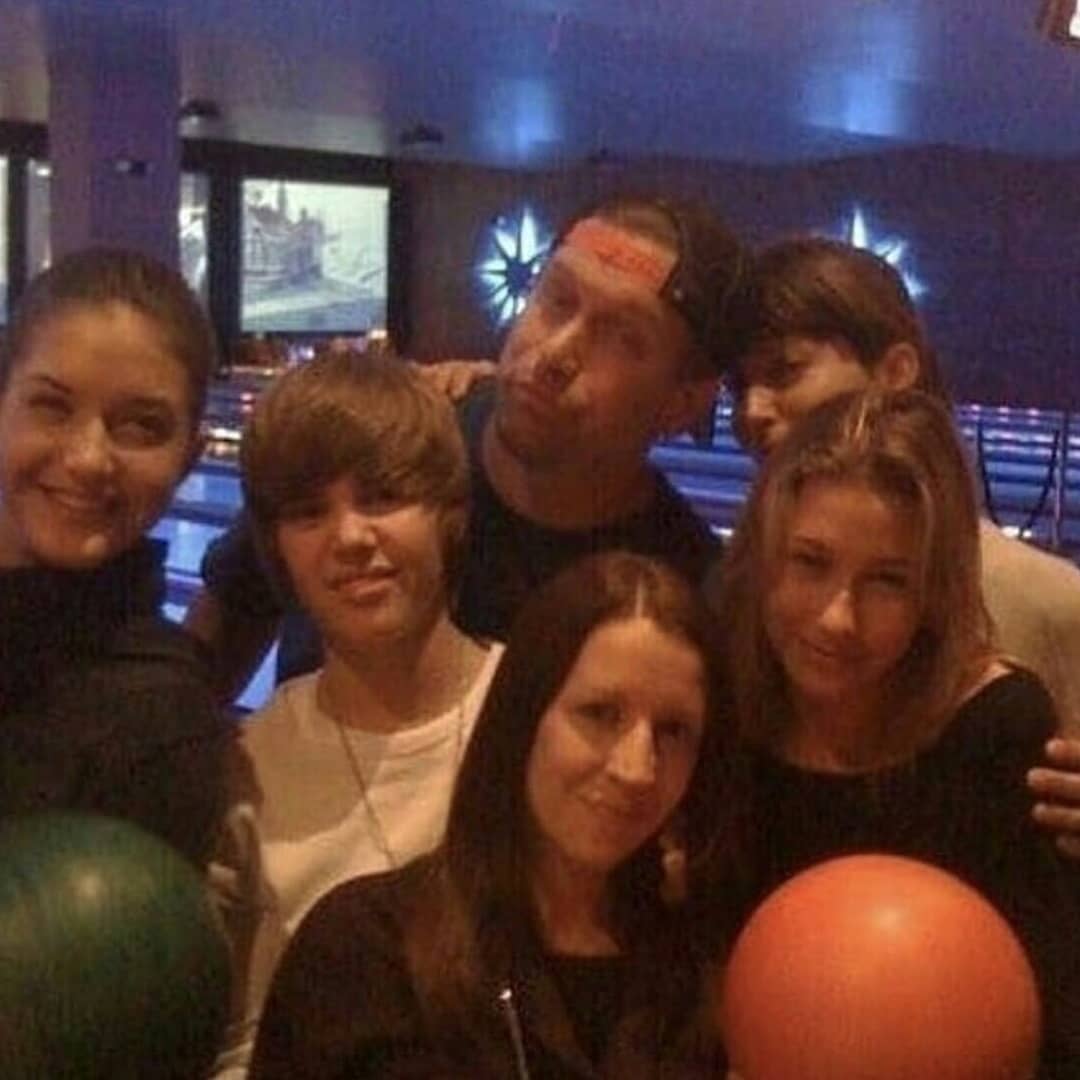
201, 510, 284, 620
644, 474, 722, 587
252, 873, 446, 1080
71, 621, 232, 868
951, 675, 1080, 1079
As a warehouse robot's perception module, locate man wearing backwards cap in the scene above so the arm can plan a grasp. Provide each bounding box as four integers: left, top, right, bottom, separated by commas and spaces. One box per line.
186, 194, 753, 694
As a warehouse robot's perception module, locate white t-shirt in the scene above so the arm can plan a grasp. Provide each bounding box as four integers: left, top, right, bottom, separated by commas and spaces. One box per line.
212, 642, 503, 1077
980, 520, 1080, 732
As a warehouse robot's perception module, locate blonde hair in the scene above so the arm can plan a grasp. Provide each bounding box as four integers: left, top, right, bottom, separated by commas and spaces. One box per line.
718, 388, 993, 763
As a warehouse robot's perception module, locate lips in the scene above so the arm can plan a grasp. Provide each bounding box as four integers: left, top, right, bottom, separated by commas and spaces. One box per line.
749, 426, 785, 459
328, 567, 397, 603
799, 637, 861, 669
505, 380, 563, 419
40, 485, 115, 520
584, 792, 652, 831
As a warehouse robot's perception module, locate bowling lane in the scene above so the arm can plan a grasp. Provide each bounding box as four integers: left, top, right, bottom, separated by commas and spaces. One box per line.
156, 453, 277, 712
172, 468, 243, 508
152, 517, 225, 578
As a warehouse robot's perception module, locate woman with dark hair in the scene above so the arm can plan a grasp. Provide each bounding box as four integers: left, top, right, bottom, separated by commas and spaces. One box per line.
715, 387, 1080, 1076
250, 551, 738, 1079
0, 247, 227, 866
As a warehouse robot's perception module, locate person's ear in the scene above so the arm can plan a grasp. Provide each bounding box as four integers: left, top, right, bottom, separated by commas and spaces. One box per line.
874, 342, 921, 391
657, 375, 719, 438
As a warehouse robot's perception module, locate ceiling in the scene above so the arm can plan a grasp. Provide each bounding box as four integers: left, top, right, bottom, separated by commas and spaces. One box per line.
1, 0, 1079, 168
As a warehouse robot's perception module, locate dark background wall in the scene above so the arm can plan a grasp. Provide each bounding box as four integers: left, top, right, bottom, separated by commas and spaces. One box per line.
398, 146, 1080, 409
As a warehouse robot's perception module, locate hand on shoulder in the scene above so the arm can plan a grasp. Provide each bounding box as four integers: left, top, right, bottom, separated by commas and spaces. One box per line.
1029, 736, 1080, 859
411, 359, 496, 402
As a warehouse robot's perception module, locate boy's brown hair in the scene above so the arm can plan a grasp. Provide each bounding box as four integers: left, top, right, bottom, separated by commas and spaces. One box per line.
240, 349, 469, 594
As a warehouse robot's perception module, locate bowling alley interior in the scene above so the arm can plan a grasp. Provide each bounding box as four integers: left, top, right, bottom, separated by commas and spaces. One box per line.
2, 2, 1078, 710
0, 4, 1075, 702
4, 3, 1080, 1077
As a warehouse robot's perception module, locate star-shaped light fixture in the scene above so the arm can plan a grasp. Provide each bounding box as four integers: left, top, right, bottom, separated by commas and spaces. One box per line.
476, 206, 552, 326
844, 206, 925, 299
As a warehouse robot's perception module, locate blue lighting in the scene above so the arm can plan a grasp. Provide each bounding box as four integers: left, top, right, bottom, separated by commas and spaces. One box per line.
842, 206, 925, 299
476, 206, 552, 326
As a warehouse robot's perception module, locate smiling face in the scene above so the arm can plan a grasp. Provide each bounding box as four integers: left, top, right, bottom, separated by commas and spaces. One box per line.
765, 477, 923, 726
274, 474, 450, 655
0, 302, 199, 570
525, 615, 706, 888
735, 336, 873, 459
493, 228, 701, 471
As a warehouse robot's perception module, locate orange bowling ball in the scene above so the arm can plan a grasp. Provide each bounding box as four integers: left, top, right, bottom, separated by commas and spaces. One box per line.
719, 855, 1041, 1080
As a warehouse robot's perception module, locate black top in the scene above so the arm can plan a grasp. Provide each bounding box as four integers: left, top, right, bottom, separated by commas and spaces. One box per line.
0, 540, 229, 866
730, 669, 1080, 1079
545, 954, 629, 1067
454, 381, 720, 640
202, 378, 720, 681
252, 856, 724, 1080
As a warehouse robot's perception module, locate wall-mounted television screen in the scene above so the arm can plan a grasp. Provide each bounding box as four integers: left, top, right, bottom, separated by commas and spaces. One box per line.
20, 164, 210, 306
179, 172, 210, 302
240, 178, 388, 334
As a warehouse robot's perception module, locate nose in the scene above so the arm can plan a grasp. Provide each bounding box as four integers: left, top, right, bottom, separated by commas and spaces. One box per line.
606, 718, 658, 791
331, 506, 377, 553
531, 319, 582, 391
819, 585, 858, 636
737, 385, 780, 456
63, 418, 116, 479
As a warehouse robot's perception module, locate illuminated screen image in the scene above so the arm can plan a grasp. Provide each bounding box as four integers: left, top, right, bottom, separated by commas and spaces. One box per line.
179, 173, 210, 301
241, 179, 388, 334
27, 160, 51, 280
23, 165, 208, 303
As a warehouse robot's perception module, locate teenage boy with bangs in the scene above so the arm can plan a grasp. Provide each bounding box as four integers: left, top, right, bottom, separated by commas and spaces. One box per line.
186, 195, 753, 697
211, 352, 505, 1076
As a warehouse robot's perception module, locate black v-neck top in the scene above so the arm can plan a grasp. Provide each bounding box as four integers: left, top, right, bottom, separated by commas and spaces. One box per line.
732, 669, 1080, 1077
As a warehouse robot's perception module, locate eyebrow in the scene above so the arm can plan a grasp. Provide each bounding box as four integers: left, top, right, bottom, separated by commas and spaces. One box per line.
23, 373, 178, 414
118, 394, 177, 413
545, 254, 666, 328
788, 536, 914, 564
871, 556, 916, 570
788, 534, 827, 548
22, 373, 70, 393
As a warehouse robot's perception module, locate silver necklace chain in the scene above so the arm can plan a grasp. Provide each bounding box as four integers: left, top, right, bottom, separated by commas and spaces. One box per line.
329, 694, 469, 871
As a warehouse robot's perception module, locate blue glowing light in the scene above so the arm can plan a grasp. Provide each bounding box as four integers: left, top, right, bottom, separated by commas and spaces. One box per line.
842, 206, 925, 299
476, 206, 552, 326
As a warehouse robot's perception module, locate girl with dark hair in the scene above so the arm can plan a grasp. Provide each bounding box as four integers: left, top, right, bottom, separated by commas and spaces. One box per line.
0, 248, 227, 866
729, 235, 944, 458
715, 387, 1080, 1076
250, 551, 738, 1079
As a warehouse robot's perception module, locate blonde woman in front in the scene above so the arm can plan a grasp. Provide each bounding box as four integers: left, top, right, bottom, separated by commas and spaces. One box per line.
714, 388, 1080, 1078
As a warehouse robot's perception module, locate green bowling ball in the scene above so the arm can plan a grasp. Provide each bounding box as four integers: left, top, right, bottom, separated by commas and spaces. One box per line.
0, 812, 229, 1079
